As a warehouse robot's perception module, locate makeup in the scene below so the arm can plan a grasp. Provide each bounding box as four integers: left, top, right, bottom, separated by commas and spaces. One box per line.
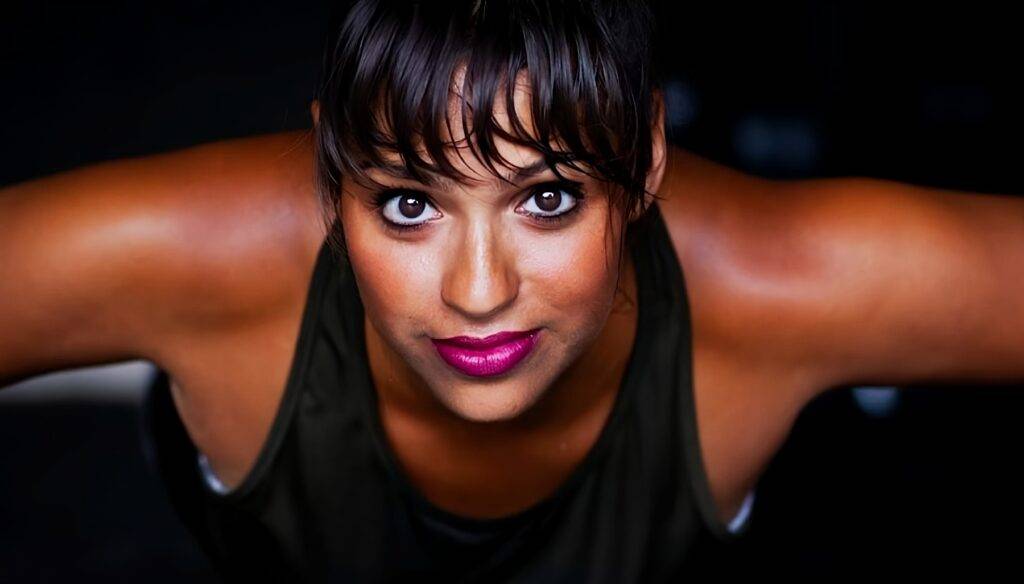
431, 329, 542, 377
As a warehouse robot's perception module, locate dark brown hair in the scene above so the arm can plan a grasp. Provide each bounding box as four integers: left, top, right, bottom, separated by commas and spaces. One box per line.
312, 0, 664, 260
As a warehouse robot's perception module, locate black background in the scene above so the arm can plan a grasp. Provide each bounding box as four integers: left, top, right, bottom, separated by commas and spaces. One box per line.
2, 0, 1023, 580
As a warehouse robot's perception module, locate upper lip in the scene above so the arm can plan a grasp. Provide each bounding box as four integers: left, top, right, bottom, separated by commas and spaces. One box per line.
432, 329, 539, 349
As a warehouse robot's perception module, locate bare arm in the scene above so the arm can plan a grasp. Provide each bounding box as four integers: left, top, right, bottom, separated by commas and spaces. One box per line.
0, 130, 320, 388
0, 160, 166, 386
770, 176, 1024, 391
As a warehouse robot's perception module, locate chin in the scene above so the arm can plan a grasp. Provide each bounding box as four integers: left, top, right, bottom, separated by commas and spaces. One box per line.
429, 372, 550, 424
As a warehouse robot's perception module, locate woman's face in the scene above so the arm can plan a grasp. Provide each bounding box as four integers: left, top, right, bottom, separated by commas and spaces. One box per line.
337, 76, 664, 424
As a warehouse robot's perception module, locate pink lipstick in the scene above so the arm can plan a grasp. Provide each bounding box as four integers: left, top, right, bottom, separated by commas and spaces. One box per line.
431, 329, 542, 378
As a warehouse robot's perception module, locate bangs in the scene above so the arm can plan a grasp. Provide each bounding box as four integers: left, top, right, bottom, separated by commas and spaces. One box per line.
315, 0, 659, 205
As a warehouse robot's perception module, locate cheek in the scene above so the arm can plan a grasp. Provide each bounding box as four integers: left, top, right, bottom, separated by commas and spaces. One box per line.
519, 217, 619, 316
340, 207, 441, 331
353, 252, 435, 326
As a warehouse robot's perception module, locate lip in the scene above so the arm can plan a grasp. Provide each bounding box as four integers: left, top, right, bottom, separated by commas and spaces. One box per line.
431, 328, 542, 378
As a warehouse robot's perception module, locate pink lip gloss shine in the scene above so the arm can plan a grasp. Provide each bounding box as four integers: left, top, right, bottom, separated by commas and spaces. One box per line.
431, 329, 542, 378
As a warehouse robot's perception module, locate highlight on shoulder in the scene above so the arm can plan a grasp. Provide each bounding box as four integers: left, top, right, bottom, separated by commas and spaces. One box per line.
0, 130, 325, 387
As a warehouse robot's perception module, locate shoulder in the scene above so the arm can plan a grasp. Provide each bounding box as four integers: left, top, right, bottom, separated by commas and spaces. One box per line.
0, 130, 325, 383
656, 147, 874, 407
659, 146, 1018, 404
130, 130, 326, 323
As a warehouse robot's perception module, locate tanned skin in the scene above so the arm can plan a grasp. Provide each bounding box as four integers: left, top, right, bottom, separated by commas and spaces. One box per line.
2, 124, 1023, 525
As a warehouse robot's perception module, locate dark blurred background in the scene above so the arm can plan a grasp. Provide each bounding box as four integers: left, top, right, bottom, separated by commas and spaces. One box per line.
2, 0, 1023, 581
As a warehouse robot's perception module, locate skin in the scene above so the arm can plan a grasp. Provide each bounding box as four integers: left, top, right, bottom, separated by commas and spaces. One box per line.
3, 92, 1024, 526
335, 71, 664, 515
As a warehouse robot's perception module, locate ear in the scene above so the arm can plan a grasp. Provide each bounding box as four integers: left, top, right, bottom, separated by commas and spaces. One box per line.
310, 99, 321, 127
631, 89, 667, 223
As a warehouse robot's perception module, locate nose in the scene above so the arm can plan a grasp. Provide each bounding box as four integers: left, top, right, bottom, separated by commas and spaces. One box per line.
441, 222, 519, 321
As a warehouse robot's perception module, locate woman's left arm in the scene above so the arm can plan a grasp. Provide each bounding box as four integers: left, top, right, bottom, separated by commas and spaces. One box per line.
776, 176, 1024, 390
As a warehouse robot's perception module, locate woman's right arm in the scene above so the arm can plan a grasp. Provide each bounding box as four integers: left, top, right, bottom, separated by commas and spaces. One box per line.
0, 131, 319, 389
0, 156, 178, 387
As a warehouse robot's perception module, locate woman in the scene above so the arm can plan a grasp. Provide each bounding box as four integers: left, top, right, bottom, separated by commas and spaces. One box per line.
1, 0, 1021, 581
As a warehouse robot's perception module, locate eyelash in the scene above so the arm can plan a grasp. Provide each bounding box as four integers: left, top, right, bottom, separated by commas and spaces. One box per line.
370, 180, 588, 234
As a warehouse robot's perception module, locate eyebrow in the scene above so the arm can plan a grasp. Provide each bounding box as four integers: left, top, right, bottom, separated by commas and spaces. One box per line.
358, 157, 556, 189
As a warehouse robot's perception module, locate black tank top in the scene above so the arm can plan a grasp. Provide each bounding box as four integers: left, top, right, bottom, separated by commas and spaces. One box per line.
140, 202, 750, 582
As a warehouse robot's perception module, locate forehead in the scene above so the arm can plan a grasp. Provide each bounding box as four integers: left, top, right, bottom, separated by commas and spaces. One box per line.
366, 66, 556, 187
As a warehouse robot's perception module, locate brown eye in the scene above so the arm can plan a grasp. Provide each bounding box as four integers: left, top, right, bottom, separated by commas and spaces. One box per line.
535, 189, 562, 212
520, 183, 583, 220
378, 191, 441, 228
398, 196, 425, 218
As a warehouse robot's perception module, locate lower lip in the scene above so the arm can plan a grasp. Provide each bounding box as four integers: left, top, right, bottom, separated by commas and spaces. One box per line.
431, 330, 542, 378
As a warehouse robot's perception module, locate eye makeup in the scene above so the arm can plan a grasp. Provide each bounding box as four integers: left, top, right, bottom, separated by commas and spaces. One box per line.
369, 180, 588, 234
